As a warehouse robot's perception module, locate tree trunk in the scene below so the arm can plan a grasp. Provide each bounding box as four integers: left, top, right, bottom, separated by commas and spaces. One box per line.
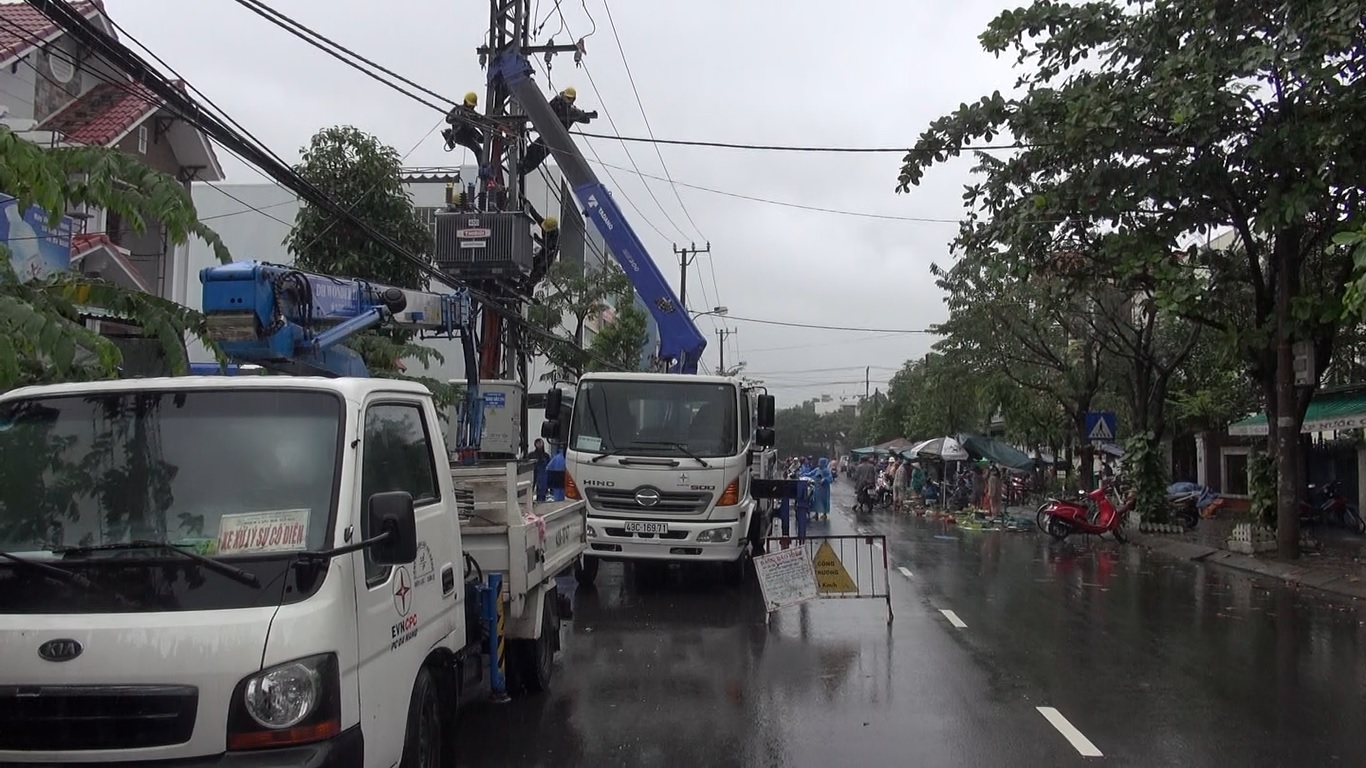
1273, 255, 1301, 559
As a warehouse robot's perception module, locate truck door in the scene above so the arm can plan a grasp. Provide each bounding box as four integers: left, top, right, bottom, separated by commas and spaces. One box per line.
352, 397, 459, 766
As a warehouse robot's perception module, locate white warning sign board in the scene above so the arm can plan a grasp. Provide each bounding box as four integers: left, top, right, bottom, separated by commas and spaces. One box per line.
812, 541, 859, 594
754, 546, 819, 613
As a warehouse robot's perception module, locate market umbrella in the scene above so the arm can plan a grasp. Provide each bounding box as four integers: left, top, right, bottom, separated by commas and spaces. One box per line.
908, 436, 969, 461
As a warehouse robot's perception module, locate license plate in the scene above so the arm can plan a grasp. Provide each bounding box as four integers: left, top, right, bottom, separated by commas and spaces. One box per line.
623, 521, 669, 534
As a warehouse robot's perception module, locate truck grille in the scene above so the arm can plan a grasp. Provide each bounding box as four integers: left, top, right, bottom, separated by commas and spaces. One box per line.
585, 487, 711, 515
0, 684, 197, 751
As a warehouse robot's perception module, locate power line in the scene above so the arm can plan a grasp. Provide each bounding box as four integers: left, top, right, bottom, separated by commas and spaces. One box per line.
572, 131, 1028, 154
590, 158, 963, 223
722, 314, 936, 333
32, 0, 635, 377
545, 3, 690, 242
208, 4, 966, 229
599, 0, 706, 242
232, 0, 451, 114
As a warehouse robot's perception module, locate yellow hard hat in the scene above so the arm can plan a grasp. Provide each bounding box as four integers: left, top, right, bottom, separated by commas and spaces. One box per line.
541, 216, 559, 231
463, 92, 478, 107
562, 87, 577, 100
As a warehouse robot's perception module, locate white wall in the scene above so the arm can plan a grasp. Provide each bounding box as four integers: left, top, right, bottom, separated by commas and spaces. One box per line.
0, 63, 39, 122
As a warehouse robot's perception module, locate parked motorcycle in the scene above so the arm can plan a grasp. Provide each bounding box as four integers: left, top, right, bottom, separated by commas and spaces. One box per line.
1036, 481, 1134, 543
1299, 480, 1366, 534
1164, 483, 1208, 530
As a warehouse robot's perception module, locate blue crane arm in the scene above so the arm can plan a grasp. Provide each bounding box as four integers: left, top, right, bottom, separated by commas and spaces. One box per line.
488, 50, 708, 374
199, 260, 484, 460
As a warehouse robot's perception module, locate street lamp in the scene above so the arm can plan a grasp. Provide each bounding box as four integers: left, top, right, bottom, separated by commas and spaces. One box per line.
690, 305, 728, 318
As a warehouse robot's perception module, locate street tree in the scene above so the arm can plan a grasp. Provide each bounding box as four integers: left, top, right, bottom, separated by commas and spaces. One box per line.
527, 259, 631, 380
0, 127, 229, 389
932, 258, 1108, 486
286, 126, 443, 386
587, 292, 649, 372
897, 0, 1366, 556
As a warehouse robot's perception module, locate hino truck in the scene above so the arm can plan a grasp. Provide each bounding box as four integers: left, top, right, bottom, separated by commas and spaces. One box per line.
0, 262, 587, 767
484, 48, 780, 583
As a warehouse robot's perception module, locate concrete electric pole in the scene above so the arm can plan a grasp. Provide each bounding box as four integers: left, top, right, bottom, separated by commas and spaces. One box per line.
673, 242, 710, 311
716, 327, 735, 372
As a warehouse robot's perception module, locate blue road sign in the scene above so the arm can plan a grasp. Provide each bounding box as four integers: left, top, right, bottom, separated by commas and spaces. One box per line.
1084, 411, 1118, 443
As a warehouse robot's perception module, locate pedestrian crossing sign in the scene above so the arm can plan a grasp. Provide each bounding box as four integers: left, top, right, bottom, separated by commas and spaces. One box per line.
1085, 411, 1117, 443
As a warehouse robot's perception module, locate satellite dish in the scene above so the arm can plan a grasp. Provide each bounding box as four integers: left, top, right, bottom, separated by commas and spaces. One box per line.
48, 44, 75, 84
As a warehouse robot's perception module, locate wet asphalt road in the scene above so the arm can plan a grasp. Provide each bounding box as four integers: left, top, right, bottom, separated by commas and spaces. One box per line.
456, 482, 1366, 767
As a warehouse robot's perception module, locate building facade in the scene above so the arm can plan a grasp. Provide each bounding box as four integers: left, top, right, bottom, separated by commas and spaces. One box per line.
0, 0, 224, 301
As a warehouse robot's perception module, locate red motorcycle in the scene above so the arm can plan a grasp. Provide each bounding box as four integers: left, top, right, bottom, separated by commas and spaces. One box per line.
1036, 481, 1135, 543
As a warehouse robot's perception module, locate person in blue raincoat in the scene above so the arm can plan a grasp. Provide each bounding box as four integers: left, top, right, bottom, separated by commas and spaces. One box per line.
808, 457, 833, 521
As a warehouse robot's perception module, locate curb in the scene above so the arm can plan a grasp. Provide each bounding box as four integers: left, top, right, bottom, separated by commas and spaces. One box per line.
1129, 532, 1366, 601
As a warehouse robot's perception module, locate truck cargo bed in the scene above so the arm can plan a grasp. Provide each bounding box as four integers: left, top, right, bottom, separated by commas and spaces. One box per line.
452, 462, 586, 623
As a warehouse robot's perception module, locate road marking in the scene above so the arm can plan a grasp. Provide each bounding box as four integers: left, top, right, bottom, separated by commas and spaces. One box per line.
898, 566, 913, 579
939, 609, 967, 628
1036, 707, 1103, 757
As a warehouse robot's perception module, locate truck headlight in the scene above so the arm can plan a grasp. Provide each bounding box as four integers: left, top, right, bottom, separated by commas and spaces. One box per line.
244, 661, 320, 728
697, 527, 733, 543
227, 653, 341, 750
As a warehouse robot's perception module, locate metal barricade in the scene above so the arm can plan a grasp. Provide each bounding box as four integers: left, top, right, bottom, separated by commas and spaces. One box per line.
759, 534, 893, 623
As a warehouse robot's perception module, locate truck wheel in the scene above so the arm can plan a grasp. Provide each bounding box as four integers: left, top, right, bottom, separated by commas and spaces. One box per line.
510, 590, 558, 694
722, 556, 748, 585
575, 555, 599, 586
400, 666, 446, 768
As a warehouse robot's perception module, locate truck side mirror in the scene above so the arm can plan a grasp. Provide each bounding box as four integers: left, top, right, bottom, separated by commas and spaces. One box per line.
755, 427, 775, 448
541, 419, 559, 440
366, 491, 418, 565
756, 394, 775, 428
544, 388, 563, 420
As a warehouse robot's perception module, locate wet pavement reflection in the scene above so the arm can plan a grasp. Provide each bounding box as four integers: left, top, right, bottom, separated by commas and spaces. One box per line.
457, 483, 1365, 767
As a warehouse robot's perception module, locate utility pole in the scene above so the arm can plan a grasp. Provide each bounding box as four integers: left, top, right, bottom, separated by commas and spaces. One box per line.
716, 328, 735, 372
865, 366, 870, 399
673, 242, 710, 310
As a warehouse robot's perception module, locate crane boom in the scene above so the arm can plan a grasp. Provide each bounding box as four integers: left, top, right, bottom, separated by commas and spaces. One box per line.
199, 260, 484, 460
487, 50, 708, 374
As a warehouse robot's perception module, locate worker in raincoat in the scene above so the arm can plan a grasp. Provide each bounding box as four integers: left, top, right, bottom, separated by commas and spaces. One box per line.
808, 457, 833, 521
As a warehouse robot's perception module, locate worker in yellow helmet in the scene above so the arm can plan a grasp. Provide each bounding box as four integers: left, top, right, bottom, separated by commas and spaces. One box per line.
519, 86, 598, 179
442, 91, 485, 156
524, 216, 561, 292
548, 87, 597, 130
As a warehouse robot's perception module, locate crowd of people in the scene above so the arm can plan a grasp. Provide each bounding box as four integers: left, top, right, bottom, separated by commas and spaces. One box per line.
783, 452, 1015, 520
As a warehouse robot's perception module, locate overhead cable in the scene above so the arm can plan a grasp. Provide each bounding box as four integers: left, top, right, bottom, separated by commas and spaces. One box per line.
31, 0, 632, 374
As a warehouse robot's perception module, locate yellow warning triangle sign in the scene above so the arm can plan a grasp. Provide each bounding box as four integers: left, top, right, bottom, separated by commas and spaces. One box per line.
811, 541, 858, 594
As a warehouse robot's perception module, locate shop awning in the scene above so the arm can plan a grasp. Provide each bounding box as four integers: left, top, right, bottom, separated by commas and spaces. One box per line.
1228, 391, 1366, 436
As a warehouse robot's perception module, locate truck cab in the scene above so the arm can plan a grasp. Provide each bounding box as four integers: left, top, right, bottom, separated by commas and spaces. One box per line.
543, 373, 775, 582
0, 376, 582, 767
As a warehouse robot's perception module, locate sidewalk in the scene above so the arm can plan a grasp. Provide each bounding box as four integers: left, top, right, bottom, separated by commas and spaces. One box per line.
1130, 514, 1366, 601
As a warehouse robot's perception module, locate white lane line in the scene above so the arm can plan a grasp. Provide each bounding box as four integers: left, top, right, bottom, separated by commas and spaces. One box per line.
939, 609, 967, 628
897, 566, 913, 579
1036, 707, 1103, 757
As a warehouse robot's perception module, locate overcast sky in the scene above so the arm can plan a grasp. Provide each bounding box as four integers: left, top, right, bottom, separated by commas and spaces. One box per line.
105, 0, 1020, 405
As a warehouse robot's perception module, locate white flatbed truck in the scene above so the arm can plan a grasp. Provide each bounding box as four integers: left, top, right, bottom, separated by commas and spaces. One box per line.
0, 376, 586, 768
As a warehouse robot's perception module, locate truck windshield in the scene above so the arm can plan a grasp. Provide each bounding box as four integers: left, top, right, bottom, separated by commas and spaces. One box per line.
570, 380, 738, 458
0, 389, 341, 557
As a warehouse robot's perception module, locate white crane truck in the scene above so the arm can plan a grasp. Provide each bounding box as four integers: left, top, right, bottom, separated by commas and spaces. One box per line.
0, 260, 587, 768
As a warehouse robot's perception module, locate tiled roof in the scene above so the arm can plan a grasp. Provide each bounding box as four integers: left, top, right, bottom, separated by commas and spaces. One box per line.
39, 80, 162, 147
0, 0, 105, 66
